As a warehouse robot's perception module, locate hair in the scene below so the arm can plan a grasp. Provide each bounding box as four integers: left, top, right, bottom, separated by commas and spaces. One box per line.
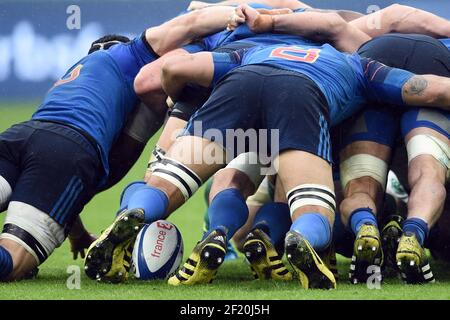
88, 34, 131, 54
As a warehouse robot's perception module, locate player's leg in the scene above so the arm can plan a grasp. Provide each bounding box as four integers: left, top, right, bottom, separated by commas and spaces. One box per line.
0, 125, 24, 281
396, 109, 449, 284
243, 177, 293, 281
169, 68, 266, 286
427, 192, 450, 264
338, 108, 398, 284
253, 67, 337, 289
0, 121, 103, 281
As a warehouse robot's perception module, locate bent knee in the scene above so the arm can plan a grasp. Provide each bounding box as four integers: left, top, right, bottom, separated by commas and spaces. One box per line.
210, 168, 254, 201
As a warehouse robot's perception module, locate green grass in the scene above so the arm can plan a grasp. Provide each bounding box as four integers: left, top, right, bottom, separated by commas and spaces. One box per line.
1, 104, 450, 300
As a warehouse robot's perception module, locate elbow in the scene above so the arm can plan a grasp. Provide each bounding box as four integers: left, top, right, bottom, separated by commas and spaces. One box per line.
134, 66, 160, 98
160, 58, 185, 96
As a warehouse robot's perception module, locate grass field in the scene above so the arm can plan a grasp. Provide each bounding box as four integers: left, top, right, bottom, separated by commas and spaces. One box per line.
0, 104, 450, 300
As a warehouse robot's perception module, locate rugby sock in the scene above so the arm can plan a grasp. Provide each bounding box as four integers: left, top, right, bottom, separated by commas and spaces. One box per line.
290, 213, 331, 251
119, 181, 146, 211
206, 188, 248, 241
349, 208, 378, 235
127, 185, 168, 223
403, 217, 429, 246
253, 202, 291, 247
0, 246, 13, 280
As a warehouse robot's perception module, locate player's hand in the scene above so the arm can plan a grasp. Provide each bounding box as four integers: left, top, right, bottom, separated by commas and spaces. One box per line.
69, 232, 97, 260
227, 6, 246, 31
187, 1, 210, 11
240, 4, 273, 34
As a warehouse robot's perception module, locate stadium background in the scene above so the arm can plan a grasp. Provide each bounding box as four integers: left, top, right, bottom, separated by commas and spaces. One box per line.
1, 0, 450, 300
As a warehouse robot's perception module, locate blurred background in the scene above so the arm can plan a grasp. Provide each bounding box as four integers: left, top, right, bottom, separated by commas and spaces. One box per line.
0, 0, 449, 103
0, 0, 449, 299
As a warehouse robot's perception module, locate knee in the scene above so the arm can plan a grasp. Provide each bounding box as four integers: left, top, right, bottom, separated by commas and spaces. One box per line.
134, 66, 162, 98
0, 176, 12, 210
210, 169, 254, 201
409, 156, 447, 194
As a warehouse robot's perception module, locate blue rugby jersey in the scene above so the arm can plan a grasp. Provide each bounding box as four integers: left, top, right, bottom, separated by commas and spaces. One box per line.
211, 43, 415, 125
32, 35, 157, 176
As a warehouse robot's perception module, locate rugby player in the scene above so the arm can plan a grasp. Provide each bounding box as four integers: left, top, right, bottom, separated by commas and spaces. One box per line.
88, 17, 450, 289
89, 2, 450, 286
336, 34, 450, 285
0, 6, 241, 282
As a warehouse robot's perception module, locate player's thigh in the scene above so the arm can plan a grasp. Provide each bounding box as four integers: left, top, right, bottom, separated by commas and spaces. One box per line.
260, 70, 335, 221
0, 123, 36, 210
11, 122, 103, 227
339, 107, 398, 200
401, 108, 450, 184
150, 68, 266, 199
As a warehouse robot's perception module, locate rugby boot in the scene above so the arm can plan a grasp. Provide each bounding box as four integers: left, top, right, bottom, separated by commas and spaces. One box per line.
285, 231, 336, 289
381, 215, 403, 277
168, 229, 227, 286
396, 232, 435, 284
243, 228, 292, 281
349, 223, 383, 284
84, 208, 144, 283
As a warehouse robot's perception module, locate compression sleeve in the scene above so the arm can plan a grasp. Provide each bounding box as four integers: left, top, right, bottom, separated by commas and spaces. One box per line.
361, 57, 414, 106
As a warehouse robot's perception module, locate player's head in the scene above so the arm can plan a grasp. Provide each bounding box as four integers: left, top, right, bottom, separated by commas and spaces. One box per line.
88, 34, 130, 54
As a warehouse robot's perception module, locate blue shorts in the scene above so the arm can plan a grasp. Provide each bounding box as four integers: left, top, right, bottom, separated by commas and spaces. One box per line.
358, 33, 450, 141
0, 120, 104, 229
184, 64, 332, 163
340, 107, 400, 149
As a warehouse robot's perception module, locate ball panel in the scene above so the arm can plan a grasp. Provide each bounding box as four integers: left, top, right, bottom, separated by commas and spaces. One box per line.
132, 220, 183, 280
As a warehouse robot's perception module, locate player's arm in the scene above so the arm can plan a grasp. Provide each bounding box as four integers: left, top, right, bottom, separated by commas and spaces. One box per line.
362, 58, 450, 111
402, 75, 450, 109
188, 0, 311, 11
350, 4, 450, 38
161, 50, 241, 102
146, 6, 243, 56
239, 4, 370, 53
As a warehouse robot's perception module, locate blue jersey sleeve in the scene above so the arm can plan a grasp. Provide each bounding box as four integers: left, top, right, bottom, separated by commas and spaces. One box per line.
183, 41, 207, 53
211, 50, 244, 85
361, 57, 414, 106
107, 34, 158, 82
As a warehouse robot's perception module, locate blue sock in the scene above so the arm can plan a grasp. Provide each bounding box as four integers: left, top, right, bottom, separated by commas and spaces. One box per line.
118, 181, 146, 212
0, 246, 13, 280
403, 217, 429, 246
127, 185, 168, 223
290, 213, 331, 251
206, 188, 248, 240
253, 202, 291, 248
349, 208, 378, 235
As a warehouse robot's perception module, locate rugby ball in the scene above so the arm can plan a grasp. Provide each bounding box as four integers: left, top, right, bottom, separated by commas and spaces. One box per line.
132, 220, 183, 280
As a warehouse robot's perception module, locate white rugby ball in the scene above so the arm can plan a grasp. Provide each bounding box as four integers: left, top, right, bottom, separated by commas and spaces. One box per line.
132, 220, 183, 280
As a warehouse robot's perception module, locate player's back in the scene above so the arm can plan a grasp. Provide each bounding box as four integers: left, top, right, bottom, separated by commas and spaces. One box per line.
32, 36, 156, 174
241, 42, 367, 125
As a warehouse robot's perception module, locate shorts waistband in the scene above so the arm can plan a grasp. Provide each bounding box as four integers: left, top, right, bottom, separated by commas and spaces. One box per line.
27, 120, 101, 160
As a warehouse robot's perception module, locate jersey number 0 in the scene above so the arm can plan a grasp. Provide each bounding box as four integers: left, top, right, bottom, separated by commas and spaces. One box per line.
270, 47, 321, 63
